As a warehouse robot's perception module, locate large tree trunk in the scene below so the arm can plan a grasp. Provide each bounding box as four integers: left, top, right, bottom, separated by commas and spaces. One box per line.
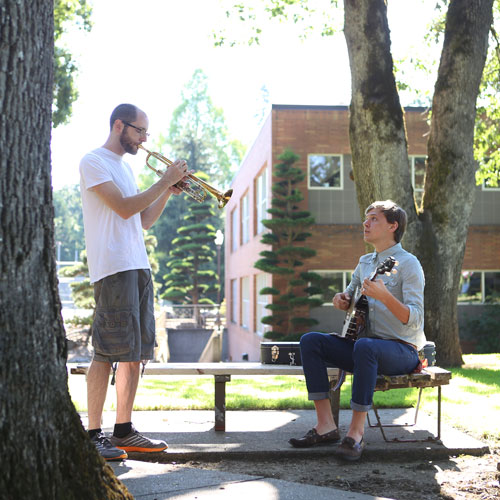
0, 2, 132, 498
344, 0, 493, 366
344, 0, 420, 240
417, 0, 494, 366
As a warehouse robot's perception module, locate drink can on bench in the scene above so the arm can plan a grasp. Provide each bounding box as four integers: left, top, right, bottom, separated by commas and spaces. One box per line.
419, 341, 436, 366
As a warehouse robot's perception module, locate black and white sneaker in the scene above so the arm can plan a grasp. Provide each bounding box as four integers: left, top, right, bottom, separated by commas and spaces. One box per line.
90, 431, 128, 461
110, 425, 168, 453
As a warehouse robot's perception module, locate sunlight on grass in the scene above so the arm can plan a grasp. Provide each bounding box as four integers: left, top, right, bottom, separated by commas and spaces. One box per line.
67, 353, 500, 442
432, 354, 500, 442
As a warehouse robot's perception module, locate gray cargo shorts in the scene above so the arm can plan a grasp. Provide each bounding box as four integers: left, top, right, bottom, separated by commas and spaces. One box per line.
92, 269, 155, 363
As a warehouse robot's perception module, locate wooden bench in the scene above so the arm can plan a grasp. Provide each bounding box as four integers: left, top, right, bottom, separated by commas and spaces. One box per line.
68, 362, 451, 440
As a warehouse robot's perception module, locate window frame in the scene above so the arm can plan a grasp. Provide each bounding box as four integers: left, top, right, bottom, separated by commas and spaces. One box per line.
230, 278, 238, 323
241, 276, 250, 329
255, 167, 268, 235
230, 207, 238, 253
409, 155, 426, 206
458, 270, 500, 304
481, 180, 500, 191
241, 192, 250, 245
307, 153, 344, 190
310, 269, 353, 306
255, 273, 269, 336
479, 158, 500, 191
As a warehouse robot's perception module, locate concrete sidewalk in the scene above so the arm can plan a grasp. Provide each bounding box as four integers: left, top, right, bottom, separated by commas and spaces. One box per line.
80, 409, 489, 499
109, 460, 393, 500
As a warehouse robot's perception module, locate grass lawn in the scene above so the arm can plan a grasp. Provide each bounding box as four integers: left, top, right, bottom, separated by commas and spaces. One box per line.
68, 353, 500, 443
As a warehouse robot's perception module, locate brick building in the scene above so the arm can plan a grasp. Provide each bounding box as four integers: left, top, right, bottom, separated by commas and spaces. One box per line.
223, 105, 500, 361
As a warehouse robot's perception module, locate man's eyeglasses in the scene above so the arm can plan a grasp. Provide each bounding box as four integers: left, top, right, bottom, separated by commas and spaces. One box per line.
122, 120, 150, 137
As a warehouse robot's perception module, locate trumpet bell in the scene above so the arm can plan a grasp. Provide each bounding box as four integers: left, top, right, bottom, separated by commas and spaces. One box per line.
219, 189, 233, 209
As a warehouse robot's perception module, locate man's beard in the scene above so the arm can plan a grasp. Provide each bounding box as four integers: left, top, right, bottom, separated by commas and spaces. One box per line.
119, 129, 138, 155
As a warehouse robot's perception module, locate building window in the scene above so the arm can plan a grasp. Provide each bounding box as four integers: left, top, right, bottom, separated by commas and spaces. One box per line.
410, 156, 426, 206
241, 193, 249, 245
255, 273, 268, 336
231, 279, 237, 323
256, 168, 267, 234
458, 271, 500, 304
308, 154, 343, 189
482, 181, 500, 191
310, 270, 353, 305
482, 173, 500, 190
231, 207, 238, 252
241, 276, 250, 328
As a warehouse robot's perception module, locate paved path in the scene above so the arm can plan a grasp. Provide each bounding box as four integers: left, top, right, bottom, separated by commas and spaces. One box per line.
79, 409, 488, 499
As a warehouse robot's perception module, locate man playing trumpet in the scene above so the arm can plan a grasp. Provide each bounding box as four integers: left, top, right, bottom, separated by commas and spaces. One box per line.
79, 103, 188, 461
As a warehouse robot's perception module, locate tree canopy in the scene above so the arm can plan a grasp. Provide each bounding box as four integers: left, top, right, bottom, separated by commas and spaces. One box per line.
53, 184, 85, 261
162, 193, 219, 315
217, 0, 500, 187
53, 0, 92, 127
138, 69, 244, 296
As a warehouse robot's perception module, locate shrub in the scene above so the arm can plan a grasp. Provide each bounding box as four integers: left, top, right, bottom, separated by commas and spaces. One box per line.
464, 305, 500, 353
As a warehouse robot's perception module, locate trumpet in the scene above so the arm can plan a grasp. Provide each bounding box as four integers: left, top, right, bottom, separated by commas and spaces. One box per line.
138, 145, 233, 209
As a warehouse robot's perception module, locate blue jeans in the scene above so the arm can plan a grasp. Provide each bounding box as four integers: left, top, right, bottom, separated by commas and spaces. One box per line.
300, 332, 420, 412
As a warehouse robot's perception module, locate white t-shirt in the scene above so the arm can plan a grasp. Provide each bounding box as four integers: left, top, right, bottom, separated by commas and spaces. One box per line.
79, 147, 150, 284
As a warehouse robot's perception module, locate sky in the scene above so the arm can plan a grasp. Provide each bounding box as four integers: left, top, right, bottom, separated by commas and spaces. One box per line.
50, 0, 437, 191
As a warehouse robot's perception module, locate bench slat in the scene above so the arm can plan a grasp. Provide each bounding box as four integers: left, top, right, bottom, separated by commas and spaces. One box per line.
69, 362, 451, 388
423, 366, 453, 383
68, 362, 340, 377
375, 372, 431, 391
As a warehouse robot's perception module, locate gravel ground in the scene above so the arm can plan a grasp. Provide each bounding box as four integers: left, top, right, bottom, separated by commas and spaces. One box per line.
181, 448, 500, 500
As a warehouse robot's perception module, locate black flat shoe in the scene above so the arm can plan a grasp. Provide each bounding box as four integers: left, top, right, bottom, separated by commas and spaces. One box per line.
289, 428, 341, 448
337, 436, 365, 461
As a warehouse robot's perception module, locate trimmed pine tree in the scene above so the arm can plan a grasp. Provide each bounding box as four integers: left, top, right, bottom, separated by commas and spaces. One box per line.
161, 186, 218, 326
255, 149, 323, 341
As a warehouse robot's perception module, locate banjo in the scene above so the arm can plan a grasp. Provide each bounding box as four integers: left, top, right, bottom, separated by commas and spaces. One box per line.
337, 256, 398, 342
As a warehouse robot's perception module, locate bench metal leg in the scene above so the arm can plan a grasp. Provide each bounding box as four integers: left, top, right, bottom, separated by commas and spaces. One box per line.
437, 385, 441, 440
214, 375, 231, 431
367, 386, 443, 443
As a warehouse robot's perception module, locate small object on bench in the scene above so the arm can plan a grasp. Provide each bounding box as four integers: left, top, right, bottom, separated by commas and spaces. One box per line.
421, 341, 436, 366
260, 341, 301, 366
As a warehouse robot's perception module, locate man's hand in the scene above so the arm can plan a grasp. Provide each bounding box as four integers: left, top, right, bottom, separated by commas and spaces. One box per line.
168, 171, 195, 196
362, 278, 410, 324
168, 184, 184, 196
361, 278, 388, 301
333, 292, 351, 311
161, 159, 188, 187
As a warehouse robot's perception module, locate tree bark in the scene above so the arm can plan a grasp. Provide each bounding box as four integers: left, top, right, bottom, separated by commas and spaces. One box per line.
417, 0, 494, 366
344, 0, 420, 240
344, 0, 494, 366
0, 2, 132, 498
